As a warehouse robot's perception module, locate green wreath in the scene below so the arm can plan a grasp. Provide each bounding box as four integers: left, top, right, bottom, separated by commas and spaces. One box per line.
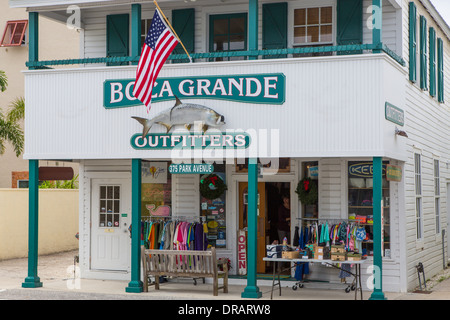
295, 177, 318, 205
200, 174, 228, 199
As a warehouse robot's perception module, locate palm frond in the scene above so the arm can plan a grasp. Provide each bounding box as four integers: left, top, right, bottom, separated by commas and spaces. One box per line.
0, 70, 7, 92
0, 112, 24, 157
7, 97, 25, 122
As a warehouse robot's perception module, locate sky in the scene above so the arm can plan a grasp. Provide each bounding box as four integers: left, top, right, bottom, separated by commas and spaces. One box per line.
430, 0, 450, 26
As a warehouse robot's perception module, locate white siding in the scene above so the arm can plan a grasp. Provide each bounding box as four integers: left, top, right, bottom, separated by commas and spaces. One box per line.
23, 54, 403, 160
400, 0, 450, 291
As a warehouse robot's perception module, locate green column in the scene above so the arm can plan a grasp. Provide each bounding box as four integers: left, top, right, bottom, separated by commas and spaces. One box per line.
241, 158, 262, 298
372, 0, 382, 53
28, 12, 39, 70
126, 159, 143, 293
22, 160, 42, 288
369, 157, 386, 300
131, 4, 141, 65
248, 0, 258, 60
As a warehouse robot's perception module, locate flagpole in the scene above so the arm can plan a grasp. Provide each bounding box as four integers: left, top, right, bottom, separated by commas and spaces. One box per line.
153, 0, 193, 63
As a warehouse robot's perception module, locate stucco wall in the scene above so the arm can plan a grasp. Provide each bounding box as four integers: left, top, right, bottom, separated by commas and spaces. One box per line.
0, 189, 79, 260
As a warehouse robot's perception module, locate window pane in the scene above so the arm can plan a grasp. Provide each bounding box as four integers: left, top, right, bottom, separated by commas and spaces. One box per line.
320, 25, 332, 42
321, 7, 332, 24
2, 24, 14, 44
307, 26, 319, 43
229, 34, 245, 50
294, 9, 306, 26
294, 27, 306, 44
114, 186, 120, 199
307, 8, 320, 25
107, 186, 113, 199
12, 23, 25, 44
230, 17, 245, 34
214, 34, 229, 51
214, 19, 228, 35
100, 186, 106, 199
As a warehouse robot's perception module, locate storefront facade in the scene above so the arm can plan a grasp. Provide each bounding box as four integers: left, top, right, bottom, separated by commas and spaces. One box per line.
13, 0, 449, 296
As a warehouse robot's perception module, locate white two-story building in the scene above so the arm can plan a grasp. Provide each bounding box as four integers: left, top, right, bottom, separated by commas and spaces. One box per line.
11, 0, 449, 297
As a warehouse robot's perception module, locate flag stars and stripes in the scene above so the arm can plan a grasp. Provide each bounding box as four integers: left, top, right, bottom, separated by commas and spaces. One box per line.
133, 9, 179, 113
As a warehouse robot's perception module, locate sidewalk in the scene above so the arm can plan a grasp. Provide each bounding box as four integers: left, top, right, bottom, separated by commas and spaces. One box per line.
1, 250, 450, 300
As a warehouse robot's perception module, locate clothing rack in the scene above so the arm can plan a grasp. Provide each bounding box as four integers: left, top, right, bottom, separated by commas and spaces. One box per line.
141, 216, 209, 251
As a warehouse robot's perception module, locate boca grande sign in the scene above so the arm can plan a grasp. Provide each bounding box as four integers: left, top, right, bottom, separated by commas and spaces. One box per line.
104, 73, 285, 109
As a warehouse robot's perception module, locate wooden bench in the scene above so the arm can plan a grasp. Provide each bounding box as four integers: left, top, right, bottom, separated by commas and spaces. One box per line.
141, 246, 228, 296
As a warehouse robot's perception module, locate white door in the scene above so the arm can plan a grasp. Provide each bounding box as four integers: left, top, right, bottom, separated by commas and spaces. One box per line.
91, 178, 131, 271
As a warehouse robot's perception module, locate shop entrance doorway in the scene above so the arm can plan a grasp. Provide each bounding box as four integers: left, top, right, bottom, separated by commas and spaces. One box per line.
238, 182, 290, 274
91, 178, 131, 271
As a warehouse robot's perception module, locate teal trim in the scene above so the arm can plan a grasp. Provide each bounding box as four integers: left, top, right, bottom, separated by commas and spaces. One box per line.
262, 2, 287, 59
372, 0, 382, 53
172, 8, 195, 63
22, 160, 43, 288
131, 4, 141, 66
437, 38, 444, 103
28, 12, 39, 70
337, 0, 363, 54
26, 43, 405, 68
248, 0, 258, 60
409, 2, 417, 83
369, 157, 387, 300
419, 16, 427, 90
126, 159, 143, 293
106, 14, 130, 66
429, 27, 436, 97
241, 158, 262, 299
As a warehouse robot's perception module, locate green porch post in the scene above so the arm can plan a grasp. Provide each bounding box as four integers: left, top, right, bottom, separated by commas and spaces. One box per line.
369, 157, 387, 300
131, 4, 142, 65
248, 0, 258, 60
22, 160, 42, 288
372, 0, 382, 53
126, 159, 143, 293
241, 158, 262, 298
28, 12, 39, 70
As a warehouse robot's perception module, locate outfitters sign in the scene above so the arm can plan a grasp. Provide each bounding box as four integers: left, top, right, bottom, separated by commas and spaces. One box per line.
104, 73, 285, 109
131, 132, 251, 150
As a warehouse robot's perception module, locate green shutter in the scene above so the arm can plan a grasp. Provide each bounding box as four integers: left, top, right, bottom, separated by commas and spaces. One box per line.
336, 0, 363, 55
429, 27, 436, 97
419, 16, 427, 90
106, 14, 129, 66
437, 38, 444, 103
172, 8, 195, 63
409, 2, 417, 83
262, 2, 287, 59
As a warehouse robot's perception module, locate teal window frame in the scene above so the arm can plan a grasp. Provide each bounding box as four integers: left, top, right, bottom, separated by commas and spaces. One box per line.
437, 38, 444, 103
209, 13, 248, 61
429, 27, 436, 97
419, 15, 427, 91
409, 2, 417, 83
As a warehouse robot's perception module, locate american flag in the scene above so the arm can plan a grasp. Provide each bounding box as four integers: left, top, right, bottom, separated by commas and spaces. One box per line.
133, 9, 178, 112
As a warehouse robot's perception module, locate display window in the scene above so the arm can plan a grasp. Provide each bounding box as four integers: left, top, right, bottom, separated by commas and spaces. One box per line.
200, 164, 226, 248
348, 161, 390, 258
141, 161, 172, 218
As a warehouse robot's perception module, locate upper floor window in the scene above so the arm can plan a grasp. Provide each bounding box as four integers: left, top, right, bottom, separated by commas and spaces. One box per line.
141, 19, 152, 48
1, 20, 28, 47
209, 13, 247, 61
294, 7, 332, 46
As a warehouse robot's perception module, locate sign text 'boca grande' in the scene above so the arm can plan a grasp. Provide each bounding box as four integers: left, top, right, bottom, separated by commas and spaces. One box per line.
104, 74, 285, 109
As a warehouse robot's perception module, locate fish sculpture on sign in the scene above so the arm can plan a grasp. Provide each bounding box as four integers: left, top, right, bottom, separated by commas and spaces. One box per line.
132, 96, 226, 138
